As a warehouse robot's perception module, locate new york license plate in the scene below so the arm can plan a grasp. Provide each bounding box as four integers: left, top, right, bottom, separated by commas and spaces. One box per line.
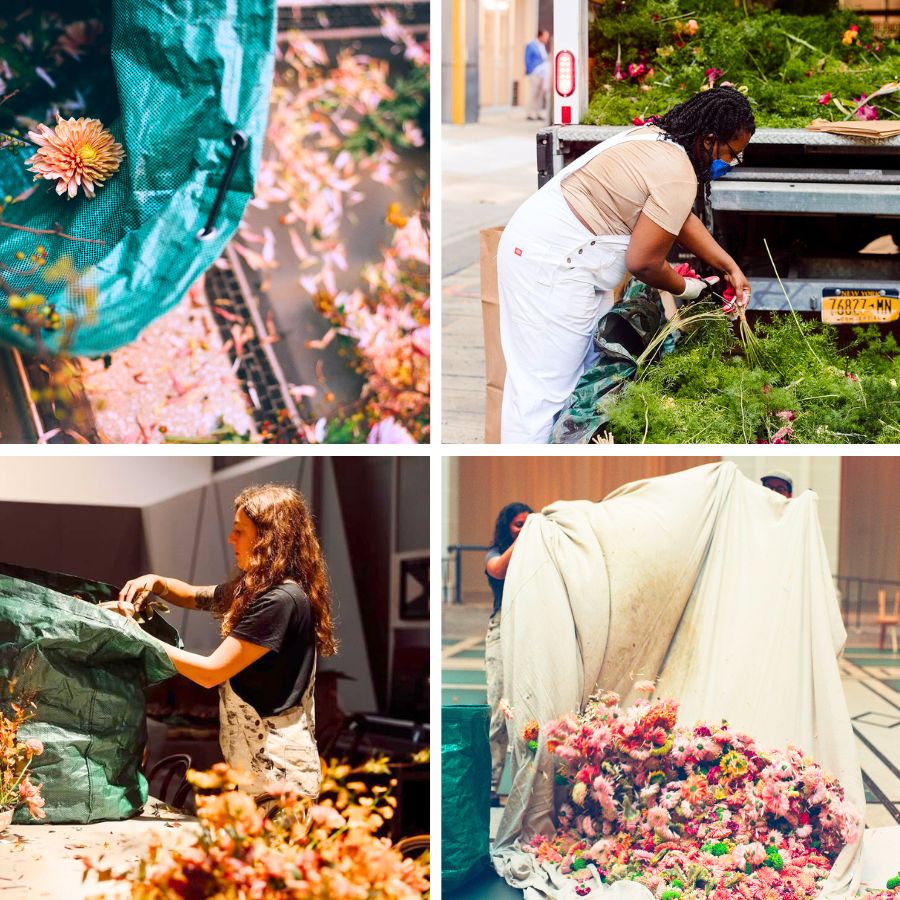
821, 288, 900, 325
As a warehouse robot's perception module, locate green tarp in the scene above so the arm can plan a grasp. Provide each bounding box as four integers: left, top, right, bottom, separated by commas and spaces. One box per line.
0, 0, 276, 357
0, 563, 178, 823
442, 704, 492, 893
550, 280, 680, 443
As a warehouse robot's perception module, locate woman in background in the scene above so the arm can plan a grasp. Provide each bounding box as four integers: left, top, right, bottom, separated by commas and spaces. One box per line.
119, 484, 337, 800
484, 501, 532, 801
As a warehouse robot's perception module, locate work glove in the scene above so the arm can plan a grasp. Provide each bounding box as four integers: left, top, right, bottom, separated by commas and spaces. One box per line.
674, 275, 718, 302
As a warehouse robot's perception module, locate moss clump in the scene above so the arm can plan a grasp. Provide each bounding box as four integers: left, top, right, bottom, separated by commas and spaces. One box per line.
584, 0, 899, 127
605, 316, 900, 443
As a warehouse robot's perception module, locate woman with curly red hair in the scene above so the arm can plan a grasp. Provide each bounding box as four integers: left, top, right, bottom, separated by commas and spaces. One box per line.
118, 484, 337, 800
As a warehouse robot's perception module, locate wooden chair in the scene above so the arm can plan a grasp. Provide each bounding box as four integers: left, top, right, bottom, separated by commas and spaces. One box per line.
876, 589, 900, 652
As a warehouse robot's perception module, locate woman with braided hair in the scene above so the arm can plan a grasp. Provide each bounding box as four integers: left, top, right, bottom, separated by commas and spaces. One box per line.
498, 86, 756, 443
117, 484, 337, 800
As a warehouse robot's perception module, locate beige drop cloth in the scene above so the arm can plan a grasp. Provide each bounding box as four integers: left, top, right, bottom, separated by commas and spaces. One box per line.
492, 461, 863, 900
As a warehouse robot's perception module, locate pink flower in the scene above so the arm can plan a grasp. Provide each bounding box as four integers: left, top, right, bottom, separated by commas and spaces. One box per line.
24, 738, 44, 755
705, 67, 723, 86
26, 116, 124, 199
411, 325, 430, 356
776, 410, 795, 422
853, 95, 878, 120
367, 417, 416, 444
771, 423, 794, 444
818, 92, 832, 105
308, 804, 347, 829
18, 777, 40, 800
761, 780, 790, 816
685, 19, 699, 35
633, 680, 655, 695
628, 63, 647, 79
646, 805, 671, 832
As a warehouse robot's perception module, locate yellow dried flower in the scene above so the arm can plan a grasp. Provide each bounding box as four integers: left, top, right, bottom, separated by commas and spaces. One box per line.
26, 116, 124, 199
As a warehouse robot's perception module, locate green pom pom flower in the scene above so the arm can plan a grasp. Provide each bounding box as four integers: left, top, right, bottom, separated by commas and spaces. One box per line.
701, 841, 730, 857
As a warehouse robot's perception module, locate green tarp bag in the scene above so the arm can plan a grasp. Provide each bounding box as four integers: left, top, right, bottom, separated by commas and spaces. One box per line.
442, 704, 492, 893
550, 279, 680, 443
0, 0, 276, 357
0, 562, 178, 823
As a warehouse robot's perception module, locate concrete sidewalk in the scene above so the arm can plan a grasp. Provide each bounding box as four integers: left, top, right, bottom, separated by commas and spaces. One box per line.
441, 109, 545, 444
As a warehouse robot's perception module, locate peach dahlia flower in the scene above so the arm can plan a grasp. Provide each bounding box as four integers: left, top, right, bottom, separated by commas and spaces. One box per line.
26, 116, 124, 199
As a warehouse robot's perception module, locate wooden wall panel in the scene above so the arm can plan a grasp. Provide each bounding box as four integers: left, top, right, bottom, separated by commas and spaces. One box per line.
455, 457, 717, 602
839, 457, 900, 582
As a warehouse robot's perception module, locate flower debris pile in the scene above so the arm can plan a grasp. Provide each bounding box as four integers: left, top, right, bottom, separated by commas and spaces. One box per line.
78, 278, 255, 443
585, 0, 900, 127
234, 18, 430, 444
525, 684, 896, 899
82, 760, 429, 899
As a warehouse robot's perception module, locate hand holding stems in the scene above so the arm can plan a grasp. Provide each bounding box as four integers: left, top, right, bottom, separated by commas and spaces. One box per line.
117, 575, 212, 616
723, 267, 751, 309
118, 574, 167, 616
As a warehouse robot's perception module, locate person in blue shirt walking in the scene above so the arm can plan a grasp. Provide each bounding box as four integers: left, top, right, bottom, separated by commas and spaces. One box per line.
525, 30, 550, 121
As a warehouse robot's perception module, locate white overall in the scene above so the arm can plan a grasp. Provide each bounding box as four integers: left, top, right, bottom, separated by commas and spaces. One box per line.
218, 659, 321, 800
498, 126, 687, 444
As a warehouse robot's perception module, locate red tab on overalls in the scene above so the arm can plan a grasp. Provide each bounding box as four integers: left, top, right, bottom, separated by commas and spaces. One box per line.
514, 247, 523, 256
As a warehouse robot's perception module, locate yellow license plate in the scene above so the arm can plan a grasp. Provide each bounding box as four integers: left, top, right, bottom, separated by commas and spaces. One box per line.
821, 289, 899, 325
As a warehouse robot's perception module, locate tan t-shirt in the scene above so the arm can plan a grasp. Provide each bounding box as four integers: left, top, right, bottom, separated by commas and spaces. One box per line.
560, 127, 698, 237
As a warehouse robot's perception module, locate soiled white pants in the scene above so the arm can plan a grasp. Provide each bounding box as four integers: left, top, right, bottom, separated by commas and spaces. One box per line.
485, 613, 507, 789
498, 184, 630, 443
219, 676, 321, 799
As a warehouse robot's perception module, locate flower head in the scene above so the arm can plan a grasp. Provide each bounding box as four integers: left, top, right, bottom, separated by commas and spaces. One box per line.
853, 96, 878, 120
818, 92, 832, 105
27, 116, 124, 199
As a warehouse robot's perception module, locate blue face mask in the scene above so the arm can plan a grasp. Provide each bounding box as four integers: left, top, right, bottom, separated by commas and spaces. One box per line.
710, 158, 738, 180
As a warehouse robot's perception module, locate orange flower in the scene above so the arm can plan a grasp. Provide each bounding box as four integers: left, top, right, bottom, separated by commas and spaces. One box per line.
26, 116, 124, 199
681, 773, 709, 804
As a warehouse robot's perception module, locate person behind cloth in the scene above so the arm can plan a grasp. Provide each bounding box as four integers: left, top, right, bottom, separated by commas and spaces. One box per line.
497, 87, 756, 443
525, 30, 550, 121
484, 501, 532, 798
117, 484, 337, 800
761, 471, 793, 499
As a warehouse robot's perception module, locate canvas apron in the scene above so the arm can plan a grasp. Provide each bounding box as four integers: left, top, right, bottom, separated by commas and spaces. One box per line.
219, 659, 321, 799
498, 126, 686, 444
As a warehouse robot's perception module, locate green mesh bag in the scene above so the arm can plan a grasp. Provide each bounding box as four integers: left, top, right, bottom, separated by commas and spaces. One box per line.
442, 704, 492, 892
550, 279, 681, 444
0, 0, 275, 357
0, 563, 178, 823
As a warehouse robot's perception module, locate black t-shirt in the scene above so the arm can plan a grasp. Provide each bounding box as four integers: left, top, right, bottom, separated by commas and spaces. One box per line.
485, 547, 505, 618
215, 582, 316, 718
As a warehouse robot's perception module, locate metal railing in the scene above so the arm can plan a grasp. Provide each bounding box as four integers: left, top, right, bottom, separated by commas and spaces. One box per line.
835, 575, 900, 628
445, 544, 489, 605
445, 545, 900, 629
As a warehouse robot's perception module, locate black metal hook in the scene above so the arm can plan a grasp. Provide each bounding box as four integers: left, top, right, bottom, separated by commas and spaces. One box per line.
197, 131, 247, 241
